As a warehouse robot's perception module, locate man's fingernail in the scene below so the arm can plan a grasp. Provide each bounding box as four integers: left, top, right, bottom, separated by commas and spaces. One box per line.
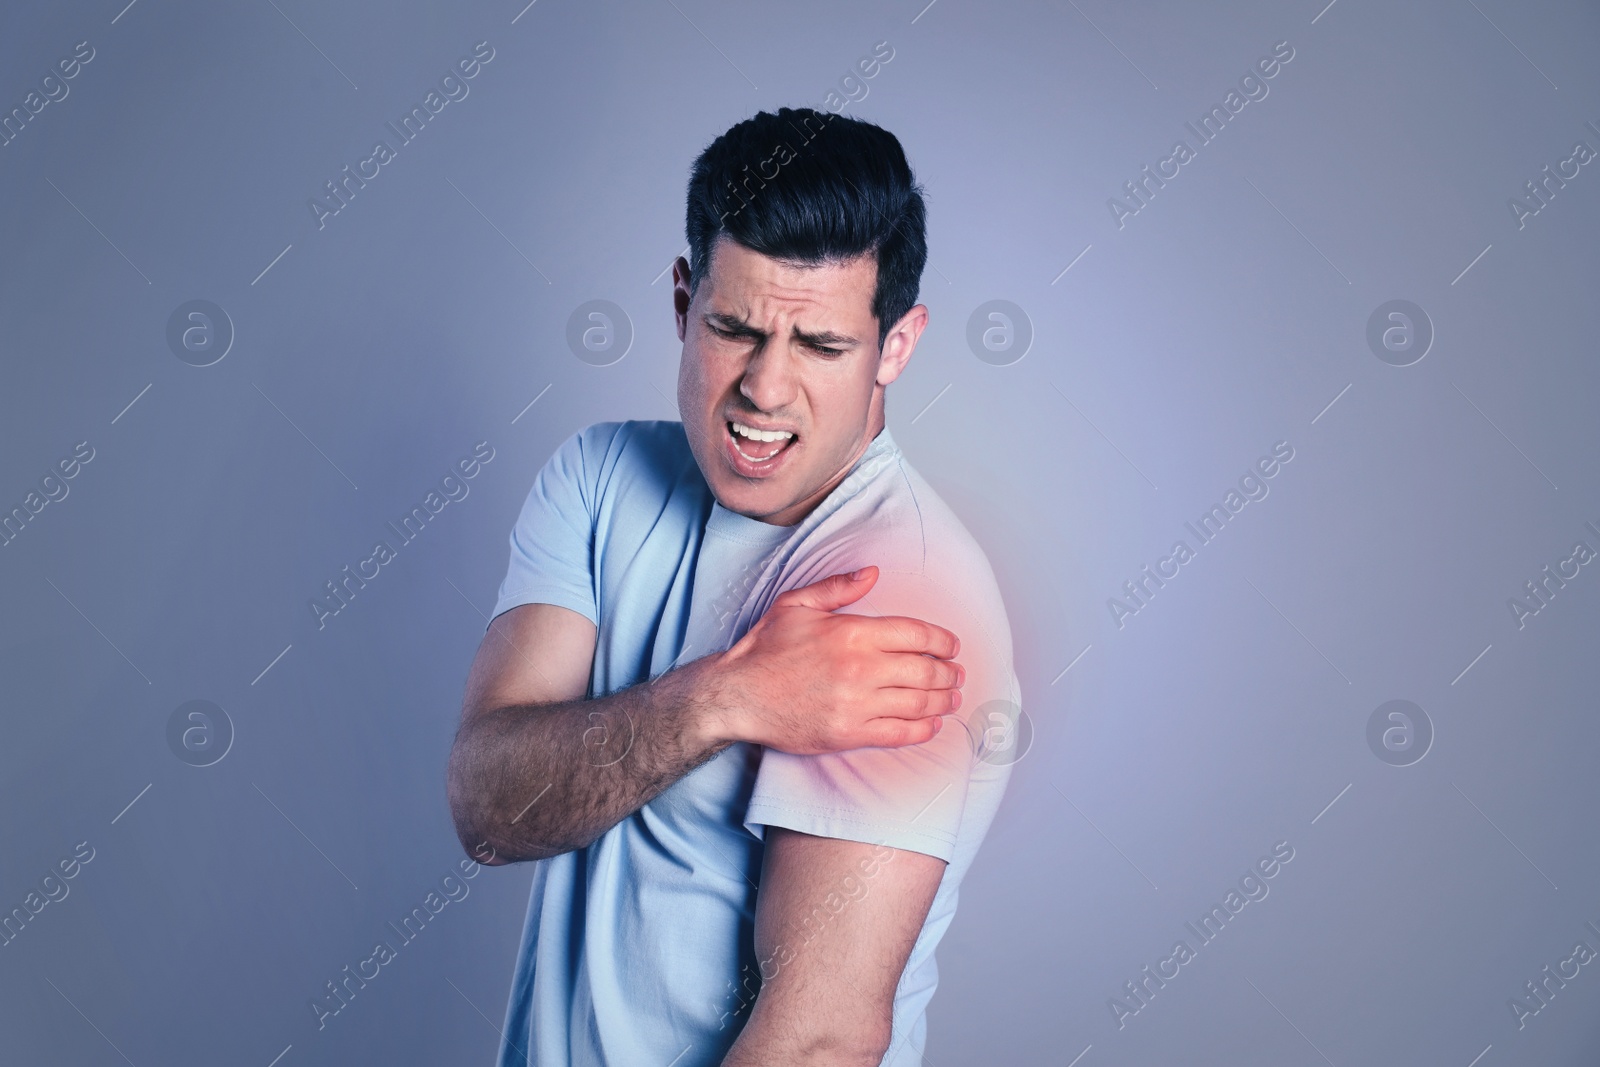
850, 568, 867, 580
932, 717, 943, 732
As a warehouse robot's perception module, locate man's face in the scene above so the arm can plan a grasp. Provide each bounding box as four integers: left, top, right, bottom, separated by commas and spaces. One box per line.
673, 236, 925, 526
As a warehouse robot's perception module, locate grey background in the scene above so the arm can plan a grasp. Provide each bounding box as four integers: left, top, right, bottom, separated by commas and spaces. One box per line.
2, 0, 1597, 1063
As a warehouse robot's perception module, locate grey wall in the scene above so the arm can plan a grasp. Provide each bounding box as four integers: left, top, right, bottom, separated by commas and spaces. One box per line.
2, 0, 1597, 1064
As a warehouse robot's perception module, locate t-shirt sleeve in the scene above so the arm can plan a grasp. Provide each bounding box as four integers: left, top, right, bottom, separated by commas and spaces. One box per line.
490, 425, 612, 627
743, 568, 1019, 863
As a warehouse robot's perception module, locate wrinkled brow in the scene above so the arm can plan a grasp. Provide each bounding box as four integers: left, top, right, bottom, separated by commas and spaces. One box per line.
705, 312, 859, 348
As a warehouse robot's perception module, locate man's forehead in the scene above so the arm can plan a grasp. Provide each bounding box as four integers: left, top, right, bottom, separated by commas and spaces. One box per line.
704, 240, 875, 321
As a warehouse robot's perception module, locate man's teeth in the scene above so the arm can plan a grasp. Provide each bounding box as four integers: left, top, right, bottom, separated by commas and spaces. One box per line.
728, 421, 794, 464
731, 421, 794, 443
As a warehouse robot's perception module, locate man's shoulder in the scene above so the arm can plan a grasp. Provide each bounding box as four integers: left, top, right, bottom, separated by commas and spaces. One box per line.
880, 452, 995, 575
817, 444, 999, 584
785, 442, 1013, 652
566, 419, 691, 463
555, 419, 697, 495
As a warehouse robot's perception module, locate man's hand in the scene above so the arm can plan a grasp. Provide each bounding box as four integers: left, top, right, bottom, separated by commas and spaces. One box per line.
706, 565, 964, 753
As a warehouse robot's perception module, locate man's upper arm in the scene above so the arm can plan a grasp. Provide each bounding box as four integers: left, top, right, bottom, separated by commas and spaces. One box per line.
728, 567, 1017, 1061
465, 422, 611, 723
743, 568, 1016, 861
724, 828, 944, 1065
491, 425, 609, 617
460, 603, 596, 722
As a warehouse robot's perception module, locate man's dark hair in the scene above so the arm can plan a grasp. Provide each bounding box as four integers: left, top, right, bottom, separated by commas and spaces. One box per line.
685, 107, 927, 350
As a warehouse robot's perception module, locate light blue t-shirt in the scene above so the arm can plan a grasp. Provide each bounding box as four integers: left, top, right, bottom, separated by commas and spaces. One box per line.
491, 421, 1020, 1067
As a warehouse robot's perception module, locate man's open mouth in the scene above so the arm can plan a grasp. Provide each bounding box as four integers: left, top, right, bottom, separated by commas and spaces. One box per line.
727, 420, 797, 464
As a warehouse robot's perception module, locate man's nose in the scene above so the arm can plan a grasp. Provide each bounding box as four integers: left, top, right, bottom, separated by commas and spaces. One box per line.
738, 343, 798, 413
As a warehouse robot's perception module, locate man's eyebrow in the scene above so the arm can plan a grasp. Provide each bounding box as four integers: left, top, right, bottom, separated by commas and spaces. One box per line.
705, 312, 764, 336
704, 312, 860, 349
790, 325, 860, 349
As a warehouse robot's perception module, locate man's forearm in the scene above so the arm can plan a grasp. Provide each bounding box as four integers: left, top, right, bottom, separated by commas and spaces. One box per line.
448, 654, 733, 862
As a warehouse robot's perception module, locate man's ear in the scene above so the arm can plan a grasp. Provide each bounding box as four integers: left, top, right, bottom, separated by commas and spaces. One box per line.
875, 304, 929, 387
672, 256, 693, 342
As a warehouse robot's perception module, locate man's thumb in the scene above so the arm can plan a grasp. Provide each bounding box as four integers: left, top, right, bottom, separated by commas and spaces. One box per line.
783, 566, 878, 611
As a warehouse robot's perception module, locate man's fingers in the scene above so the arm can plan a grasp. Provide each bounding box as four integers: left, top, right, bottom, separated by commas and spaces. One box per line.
774, 566, 879, 613
875, 652, 964, 693
854, 615, 960, 659
873, 685, 963, 719
856, 714, 944, 749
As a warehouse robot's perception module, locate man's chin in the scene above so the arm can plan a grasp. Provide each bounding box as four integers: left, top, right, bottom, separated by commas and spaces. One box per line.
707, 479, 792, 524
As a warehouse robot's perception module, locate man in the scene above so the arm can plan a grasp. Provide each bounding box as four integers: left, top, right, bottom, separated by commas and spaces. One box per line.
447, 107, 1020, 1066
